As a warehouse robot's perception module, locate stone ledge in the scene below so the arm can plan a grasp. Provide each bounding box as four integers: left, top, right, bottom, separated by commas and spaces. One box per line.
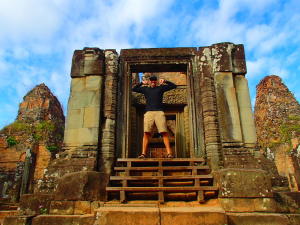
219, 198, 287, 213
216, 168, 273, 198
226, 212, 300, 225
94, 207, 159, 225
94, 205, 227, 225
31, 214, 95, 225
3, 215, 34, 225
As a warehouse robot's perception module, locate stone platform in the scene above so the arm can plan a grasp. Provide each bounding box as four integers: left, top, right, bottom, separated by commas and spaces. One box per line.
95, 200, 227, 225
94, 200, 300, 225
2, 199, 300, 225
0, 210, 18, 225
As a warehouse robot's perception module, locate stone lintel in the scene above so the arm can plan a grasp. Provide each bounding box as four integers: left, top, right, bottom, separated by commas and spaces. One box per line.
71, 47, 105, 77
232, 44, 247, 74
211, 42, 234, 72
120, 47, 197, 58
202, 42, 247, 74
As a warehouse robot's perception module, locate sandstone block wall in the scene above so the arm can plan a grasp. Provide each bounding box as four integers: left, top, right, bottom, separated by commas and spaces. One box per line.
197, 43, 258, 169
64, 48, 105, 154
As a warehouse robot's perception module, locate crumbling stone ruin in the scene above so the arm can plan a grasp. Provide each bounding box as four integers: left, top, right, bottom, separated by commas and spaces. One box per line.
0, 43, 300, 225
255, 75, 300, 191
0, 84, 64, 222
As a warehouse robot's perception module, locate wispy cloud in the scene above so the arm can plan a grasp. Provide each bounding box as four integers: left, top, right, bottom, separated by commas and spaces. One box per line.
0, 0, 300, 128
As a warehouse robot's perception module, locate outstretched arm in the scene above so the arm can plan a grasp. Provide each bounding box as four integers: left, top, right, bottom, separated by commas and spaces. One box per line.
132, 80, 148, 93
161, 80, 177, 92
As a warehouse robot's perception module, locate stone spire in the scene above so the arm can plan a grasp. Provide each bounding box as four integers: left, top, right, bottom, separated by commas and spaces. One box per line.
17, 83, 64, 125
254, 75, 300, 148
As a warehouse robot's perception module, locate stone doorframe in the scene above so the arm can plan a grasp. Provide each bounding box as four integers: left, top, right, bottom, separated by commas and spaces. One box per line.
116, 48, 206, 160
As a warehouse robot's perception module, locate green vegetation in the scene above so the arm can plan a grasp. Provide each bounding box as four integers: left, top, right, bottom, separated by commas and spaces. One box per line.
287, 115, 300, 121
6, 136, 18, 147
34, 121, 55, 142
39, 205, 48, 214
1, 121, 31, 133
278, 115, 300, 147
46, 145, 58, 152
2, 120, 63, 152
35, 121, 55, 135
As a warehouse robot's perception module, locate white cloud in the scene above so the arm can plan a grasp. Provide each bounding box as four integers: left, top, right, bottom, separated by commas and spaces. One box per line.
1, 0, 300, 128
0, 0, 64, 44
247, 59, 267, 78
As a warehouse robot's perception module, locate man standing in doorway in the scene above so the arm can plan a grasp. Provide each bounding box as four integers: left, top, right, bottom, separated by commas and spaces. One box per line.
132, 76, 177, 158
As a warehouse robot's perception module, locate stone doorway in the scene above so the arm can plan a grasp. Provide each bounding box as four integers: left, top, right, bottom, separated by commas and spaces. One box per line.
116, 48, 207, 160
130, 71, 190, 158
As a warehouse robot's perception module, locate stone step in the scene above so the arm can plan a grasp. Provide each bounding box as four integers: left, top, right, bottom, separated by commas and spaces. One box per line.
227, 212, 300, 225
94, 205, 227, 225
0, 211, 19, 225
31, 214, 95, 225
0, 205, 18, 211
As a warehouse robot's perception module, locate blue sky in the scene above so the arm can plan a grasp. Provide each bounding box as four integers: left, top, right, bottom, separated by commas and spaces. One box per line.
1, 0, 300, 128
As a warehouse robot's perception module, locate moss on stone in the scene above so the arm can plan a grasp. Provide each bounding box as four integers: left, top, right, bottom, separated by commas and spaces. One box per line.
6, 136, 18, 147
1, 120, 63, 152
278, 116, 300, 148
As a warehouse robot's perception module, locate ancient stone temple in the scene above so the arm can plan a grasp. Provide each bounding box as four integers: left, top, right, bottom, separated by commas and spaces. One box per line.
1, 43, 300, 225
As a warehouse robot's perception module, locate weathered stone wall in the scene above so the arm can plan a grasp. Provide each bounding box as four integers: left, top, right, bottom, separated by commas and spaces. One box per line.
35, 48, 107, 194
255, 75, 300, 191
211, 43, 257, 147
196, 43, 258, 170
197, 47, 222, 169
0, 84, 64, 203
98, 50, 118, 174
64, 47, 105, 155
35, 48, 118, 197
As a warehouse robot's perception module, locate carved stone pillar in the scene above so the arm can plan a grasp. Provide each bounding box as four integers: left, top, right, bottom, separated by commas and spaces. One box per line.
98, 50, 118, 175
234, 75, 257, 147
214, 72, 243, 143
212, 43, 243, 144
63, 48, 105, 160
198, 47, 222, 170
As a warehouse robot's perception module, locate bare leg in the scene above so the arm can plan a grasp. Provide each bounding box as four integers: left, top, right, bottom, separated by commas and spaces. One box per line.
161, 132, 172, 156
142, 132, 151, 156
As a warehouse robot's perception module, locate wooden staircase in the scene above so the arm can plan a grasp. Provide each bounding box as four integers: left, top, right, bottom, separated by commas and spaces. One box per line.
106, 158, 218, 203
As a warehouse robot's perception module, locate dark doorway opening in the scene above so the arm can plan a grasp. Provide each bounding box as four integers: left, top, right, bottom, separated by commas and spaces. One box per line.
130, 71, 190, 158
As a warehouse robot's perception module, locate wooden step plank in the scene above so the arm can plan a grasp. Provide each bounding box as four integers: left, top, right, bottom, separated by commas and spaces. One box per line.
198, 190, 205, 203
106, 186, 218, 191
117, 158, 205, 162
114, 166, 210, 171
158, 161, 164, 203
110, 175, 213, 180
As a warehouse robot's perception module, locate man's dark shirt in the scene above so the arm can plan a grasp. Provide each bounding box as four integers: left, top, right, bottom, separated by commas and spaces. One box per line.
132, 81, 177, 111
